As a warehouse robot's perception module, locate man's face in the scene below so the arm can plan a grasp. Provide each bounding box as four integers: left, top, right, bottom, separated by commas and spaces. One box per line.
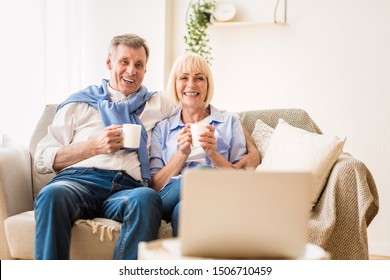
106, 44, 147, 96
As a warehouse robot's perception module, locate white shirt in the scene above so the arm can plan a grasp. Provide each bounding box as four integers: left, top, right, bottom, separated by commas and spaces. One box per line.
34, 88, 177, 181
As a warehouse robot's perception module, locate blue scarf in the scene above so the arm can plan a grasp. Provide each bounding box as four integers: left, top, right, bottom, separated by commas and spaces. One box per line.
57, 79, 155, 183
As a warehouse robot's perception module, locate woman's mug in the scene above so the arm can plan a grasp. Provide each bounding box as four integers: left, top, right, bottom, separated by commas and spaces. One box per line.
190, 123, 209, 147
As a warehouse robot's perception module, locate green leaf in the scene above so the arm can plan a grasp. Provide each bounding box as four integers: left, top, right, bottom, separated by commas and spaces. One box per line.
184, 0, 215, 64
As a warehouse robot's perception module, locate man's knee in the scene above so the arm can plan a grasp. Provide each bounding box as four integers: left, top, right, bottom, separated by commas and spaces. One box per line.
34, 182, 78, 211
132, 187, 162, 208
35, 184, 66, 206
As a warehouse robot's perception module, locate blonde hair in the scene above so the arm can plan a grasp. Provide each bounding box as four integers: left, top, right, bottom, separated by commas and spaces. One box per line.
167, 52, 214, 107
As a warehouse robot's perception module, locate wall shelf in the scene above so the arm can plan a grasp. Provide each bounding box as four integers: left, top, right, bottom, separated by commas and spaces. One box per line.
210, 0, 288, 28
210, 21, 288, 28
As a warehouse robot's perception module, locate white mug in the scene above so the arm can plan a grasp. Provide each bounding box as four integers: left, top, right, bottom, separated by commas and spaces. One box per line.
190, 123, 209, 147
122, 124, 142, 148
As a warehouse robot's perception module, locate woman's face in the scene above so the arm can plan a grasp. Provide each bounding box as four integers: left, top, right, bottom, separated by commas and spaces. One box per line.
176, 71, 208, 109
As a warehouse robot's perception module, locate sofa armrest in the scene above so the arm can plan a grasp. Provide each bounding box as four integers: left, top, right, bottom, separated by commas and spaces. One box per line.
308, 153, 379, 259
0, 146, 34, 217
0, 146, 34, 259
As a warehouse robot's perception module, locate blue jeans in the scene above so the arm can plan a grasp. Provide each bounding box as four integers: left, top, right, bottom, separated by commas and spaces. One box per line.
158, 178, 182, 237
34, 167, 162, 260
159, 165, 212, 237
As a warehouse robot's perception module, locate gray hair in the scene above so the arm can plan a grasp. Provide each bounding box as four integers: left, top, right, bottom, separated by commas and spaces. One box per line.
108, 34, 150, 61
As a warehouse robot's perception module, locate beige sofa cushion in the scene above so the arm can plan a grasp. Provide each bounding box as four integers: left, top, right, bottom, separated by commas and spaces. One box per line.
257, 119, 346, 207
251, 119, 274, 159
4, 211, 35, 259
4, 211, 172, 260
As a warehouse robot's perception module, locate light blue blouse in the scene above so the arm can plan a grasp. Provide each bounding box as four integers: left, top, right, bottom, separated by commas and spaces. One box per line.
149, 104, 247, 179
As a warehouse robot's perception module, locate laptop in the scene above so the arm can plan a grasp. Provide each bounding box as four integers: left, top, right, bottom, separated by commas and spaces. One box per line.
178, 169, 312, 259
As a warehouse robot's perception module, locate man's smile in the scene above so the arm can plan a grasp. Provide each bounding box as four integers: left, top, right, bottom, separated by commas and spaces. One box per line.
122, 76, 135, 83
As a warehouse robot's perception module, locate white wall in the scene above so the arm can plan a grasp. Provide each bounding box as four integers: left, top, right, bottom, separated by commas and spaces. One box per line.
45, 0, 169, 104
0, 0, 46, 147
171, 0, 390, 256
0, 0, 168, 147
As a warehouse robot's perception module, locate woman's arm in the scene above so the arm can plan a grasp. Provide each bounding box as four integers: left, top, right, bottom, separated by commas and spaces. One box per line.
151, 150, 188, 191
151, 124, 192, 191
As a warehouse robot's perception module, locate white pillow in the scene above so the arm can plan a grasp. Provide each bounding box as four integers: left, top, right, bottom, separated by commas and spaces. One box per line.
251, 119, 275, 160
256, 119, 346, 207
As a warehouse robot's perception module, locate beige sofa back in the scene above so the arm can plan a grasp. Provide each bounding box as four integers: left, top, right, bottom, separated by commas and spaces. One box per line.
30, 105, 57, 198
30, 105, 322, 198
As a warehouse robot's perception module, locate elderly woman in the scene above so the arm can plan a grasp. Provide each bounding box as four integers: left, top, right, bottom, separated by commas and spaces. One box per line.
149, 52, 250, 236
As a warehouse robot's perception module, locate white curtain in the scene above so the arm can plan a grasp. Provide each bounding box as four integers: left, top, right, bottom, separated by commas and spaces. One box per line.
0, 0, 168, 147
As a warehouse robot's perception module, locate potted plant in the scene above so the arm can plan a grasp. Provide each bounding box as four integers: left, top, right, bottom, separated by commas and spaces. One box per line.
184, 0, 216, 64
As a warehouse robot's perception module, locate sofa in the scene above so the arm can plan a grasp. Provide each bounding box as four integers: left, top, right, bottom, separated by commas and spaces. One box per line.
0, 105, 379, 259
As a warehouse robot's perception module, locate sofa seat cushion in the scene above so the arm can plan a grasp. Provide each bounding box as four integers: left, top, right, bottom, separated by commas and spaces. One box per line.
4, 211, 172, 259
4, 211, 35, 259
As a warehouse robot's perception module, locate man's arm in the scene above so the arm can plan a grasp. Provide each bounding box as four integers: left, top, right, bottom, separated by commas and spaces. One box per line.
233, 125, 260, 170
52, 125, 123, 171
35, 103, 124, 173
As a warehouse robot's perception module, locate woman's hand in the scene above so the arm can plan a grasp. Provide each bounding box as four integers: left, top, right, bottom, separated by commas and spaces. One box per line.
198, 125, 233, 169
177, 124, 192, 155
199, 125, 217, 157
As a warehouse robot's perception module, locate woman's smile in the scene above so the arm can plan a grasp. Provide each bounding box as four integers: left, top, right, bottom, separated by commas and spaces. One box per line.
184, 92, 199, 97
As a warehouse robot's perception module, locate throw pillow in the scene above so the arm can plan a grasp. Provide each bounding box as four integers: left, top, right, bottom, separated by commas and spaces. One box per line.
251, 119, 275, 160
256, 119, 346, 207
